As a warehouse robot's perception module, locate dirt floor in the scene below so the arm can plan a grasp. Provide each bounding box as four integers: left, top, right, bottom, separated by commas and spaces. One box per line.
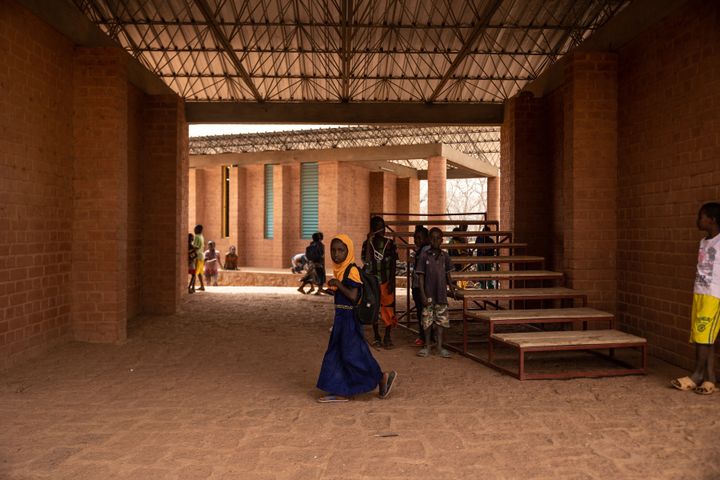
1, 286, 719, 480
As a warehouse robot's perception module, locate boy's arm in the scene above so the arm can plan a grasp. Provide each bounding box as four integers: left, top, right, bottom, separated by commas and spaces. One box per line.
418, 273, 429, 305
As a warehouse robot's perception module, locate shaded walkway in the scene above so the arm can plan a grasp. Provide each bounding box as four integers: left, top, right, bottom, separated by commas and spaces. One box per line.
1, 287, 718, 479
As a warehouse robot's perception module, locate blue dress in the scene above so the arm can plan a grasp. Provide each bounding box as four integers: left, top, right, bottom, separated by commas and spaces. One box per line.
316, 277, 383, 396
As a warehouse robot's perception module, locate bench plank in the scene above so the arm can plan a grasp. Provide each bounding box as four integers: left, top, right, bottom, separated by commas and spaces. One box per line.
469, 308, 612, 322
491, 330, 647, 348
456, 287, 586, 301
451, 270, 561, 281
447, 255, 545, 264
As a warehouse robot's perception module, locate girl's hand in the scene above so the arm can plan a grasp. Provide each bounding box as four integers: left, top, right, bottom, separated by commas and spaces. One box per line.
327, 278, 341, 289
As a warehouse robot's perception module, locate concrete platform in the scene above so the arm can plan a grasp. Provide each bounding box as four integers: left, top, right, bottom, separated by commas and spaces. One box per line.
217, 268, 408, 288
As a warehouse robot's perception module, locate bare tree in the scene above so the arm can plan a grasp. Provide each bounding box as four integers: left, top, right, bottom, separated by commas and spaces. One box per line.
419, 178, 487, 216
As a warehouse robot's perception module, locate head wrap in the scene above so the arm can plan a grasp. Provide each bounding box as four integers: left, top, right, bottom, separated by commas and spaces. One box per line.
331, 234, 361, 284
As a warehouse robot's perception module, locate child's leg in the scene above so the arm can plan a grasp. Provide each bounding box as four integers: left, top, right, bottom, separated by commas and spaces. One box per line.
707, 343, 716, 384
372, 319, 381, 346
417, 307, 433, 357
690, 344, 711, 384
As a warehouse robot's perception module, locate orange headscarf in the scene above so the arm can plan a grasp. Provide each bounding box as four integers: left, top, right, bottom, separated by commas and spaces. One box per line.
331, 234, 362, 284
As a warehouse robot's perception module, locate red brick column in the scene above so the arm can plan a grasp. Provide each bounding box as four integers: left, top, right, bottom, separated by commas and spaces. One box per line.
426, 156, 447, 217
142, 95, 188, 314
500, 93, 552, 260
562, 52, 618, 312
486, 176, 500, 222
396, 177, 420, 219
72, 47, 129, 343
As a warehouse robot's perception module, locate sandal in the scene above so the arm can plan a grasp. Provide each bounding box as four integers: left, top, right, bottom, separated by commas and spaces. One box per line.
318, 395, 349, 403
439, 348, 452, 359
694, 381, 715, 395
372, 338, 382, 348
380, 371, 398, 399
670, 376, 697, 391
416, 348, 429, 358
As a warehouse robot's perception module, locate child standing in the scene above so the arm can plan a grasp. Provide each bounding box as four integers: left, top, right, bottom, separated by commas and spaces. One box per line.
416, 227, 456, 358
187, 233, 198, 294
192, 225, 205, 291
203, 240, 221, 287
316, 234, 397, 403
411, 227, 431, 346
362, 216, 398, 349
671, 202, 720, 395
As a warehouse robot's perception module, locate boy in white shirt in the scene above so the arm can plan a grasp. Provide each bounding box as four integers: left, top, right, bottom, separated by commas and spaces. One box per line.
672, 203, 720, 395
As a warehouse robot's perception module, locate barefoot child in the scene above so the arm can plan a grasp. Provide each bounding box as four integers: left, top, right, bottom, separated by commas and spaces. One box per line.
671, 202, 720, 395
416, 227, 456, 358
362, 216, 398, 349
203, 240, 221, 287
187, 234, 197, 293
412, 227, 431, 346
316, 234, 397, 403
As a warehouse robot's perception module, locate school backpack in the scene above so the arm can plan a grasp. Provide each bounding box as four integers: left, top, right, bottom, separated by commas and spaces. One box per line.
342, 263, 380, 325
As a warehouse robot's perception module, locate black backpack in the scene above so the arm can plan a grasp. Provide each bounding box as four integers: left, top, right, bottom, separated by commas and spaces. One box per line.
342, 263, 380, 325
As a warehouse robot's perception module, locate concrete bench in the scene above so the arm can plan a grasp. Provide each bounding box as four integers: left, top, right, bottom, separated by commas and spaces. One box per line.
490, 329, 647, 380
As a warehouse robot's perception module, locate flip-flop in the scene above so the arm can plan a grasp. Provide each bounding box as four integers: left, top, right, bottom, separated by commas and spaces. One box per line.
317, 395, 349, 403
439, 349, 452, 359
694, 381, 715, 395
671, 376, 697, 391
416, 348, 429, 357
380, 371, 398, 399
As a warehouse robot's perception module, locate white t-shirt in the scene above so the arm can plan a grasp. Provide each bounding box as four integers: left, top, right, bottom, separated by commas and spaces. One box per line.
694, 233, 720, 298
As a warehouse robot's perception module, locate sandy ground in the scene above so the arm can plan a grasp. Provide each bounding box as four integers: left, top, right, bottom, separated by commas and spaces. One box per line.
1, 286, 719, 480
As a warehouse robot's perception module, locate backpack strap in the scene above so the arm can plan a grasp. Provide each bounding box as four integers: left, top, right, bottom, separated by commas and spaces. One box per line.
342, 263, 358, 283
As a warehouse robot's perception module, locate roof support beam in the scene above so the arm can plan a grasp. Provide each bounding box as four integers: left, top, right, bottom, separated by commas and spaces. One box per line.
193, 0, 263, 102
427, 0, 503, 103
185, 101, 504, 124
340, 0, 353, 101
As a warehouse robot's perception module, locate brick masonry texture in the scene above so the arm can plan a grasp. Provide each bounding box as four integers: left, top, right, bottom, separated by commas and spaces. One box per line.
1, 1, 188, 369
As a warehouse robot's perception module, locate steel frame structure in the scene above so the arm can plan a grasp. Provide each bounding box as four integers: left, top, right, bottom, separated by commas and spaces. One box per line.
190, 125, 501, 166
72, 0, 629, 103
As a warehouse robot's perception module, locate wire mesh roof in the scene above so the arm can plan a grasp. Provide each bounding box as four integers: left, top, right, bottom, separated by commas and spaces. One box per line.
73, 0, 629, 103
189, 125, 501, 166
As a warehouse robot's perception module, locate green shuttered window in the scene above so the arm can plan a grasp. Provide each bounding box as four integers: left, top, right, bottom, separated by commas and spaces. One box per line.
264, 164, 274, 239
300, 162, 319, 239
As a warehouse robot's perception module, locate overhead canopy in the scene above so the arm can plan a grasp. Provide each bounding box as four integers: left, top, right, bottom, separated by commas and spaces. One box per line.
67, 0, 629, 105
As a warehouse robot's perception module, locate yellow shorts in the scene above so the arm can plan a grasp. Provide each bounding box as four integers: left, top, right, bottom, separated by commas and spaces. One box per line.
689, 294, 720, 344
195, 259, 205, 276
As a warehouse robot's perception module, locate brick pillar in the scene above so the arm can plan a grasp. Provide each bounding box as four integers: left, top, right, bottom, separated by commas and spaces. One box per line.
563, 51, 618, 312
396, 177, 420, 220
427, 156, 447, 217
142, 95, 188, 314
274, 165, 293, 268
500, 92, 552, 260
72, 47, 129, 343
486, 176, 500, 222
234, 167, 247, 265
319, 161, 339, 238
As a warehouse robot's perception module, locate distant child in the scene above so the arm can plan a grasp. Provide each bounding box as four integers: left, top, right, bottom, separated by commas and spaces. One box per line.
290, 253, 307, 274
671, 202, 720, 395
193, 225, 205, 291
475, 225, 497, 289
411, 227, 431, 346
362, 216, 398, 349
203, 240, 221, 287
224, 245, 238, 270
187, 233, 198, 294
297, 262, 320, 294
306, 232, 326, 292
416, 227, 456, 358
316, 234, 397, 403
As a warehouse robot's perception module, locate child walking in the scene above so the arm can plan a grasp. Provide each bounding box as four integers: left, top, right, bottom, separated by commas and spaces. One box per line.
362, 216, 398, 348
187, 233, 198, 294
316, 234, 398, 403
671, 202, 720, 395
416, 227, 456, 358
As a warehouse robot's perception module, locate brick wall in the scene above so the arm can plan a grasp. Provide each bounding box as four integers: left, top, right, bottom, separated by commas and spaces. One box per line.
427, 156, 447, 216
562, 51, 618, 312
617, 0, 720, 367
486, 176, 500, 222
127, 84, 144, 319
0, 0, 74, 369
72, 47, 129, 344
548, 88, 565, 272
500, 93, 554, 262
141, 95, 187, 314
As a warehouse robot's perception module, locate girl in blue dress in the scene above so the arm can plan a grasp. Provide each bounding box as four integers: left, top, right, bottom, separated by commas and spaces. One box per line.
316, 234, 398, 403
